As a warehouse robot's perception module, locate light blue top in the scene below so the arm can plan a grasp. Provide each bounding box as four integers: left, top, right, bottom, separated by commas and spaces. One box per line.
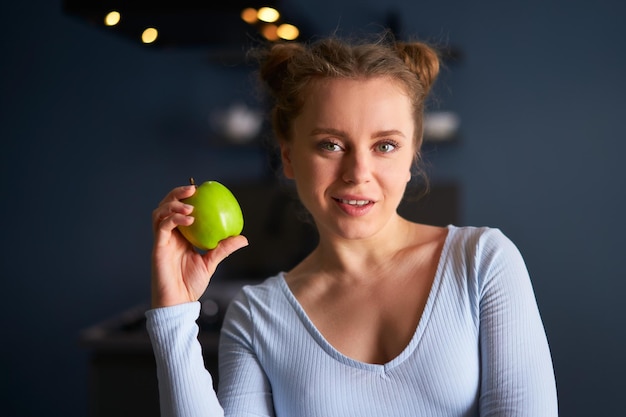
146, 225, 558, 417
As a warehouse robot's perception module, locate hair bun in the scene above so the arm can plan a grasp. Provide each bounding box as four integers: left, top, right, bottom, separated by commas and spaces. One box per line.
394, 42, 440, 96
257, 43, 305, 95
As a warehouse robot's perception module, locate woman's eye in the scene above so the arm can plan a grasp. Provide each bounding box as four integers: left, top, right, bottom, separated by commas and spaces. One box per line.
376, 141, 398, 153
319, 141, 342, 152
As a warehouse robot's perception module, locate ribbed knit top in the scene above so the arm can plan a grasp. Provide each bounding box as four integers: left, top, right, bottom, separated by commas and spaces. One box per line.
146, 225, 558, 417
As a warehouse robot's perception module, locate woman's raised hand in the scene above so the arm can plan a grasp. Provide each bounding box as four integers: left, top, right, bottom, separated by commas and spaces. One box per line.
151, 184, 248, 308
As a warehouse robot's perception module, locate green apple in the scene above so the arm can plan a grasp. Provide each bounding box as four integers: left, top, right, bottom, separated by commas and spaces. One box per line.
177, 179, 244, 250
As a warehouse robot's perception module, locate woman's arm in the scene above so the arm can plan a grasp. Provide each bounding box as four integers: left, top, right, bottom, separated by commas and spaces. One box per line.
147, 184, 248, 416
216, 289, 275, 416
146, 303, 224, 417
477, 230, 558, 417
145, 291, 276, 417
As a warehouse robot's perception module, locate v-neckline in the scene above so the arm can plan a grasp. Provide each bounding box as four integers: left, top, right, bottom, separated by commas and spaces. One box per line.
278, 225, 456, 373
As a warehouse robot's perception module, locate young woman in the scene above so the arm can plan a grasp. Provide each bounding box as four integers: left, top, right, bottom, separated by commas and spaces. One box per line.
147, 35, 558, 417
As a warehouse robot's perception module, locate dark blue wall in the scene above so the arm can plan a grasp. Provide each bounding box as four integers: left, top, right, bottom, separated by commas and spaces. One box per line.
1, 1, 624, 416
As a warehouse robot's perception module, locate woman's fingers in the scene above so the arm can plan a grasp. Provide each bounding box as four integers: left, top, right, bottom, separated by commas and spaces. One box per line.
204, 235, 249, 267
158, 212, 193, 232
158, 184, 196, 206
152, 206, 192, 252
152, 185, 195, 229
152, 184, 197, 229
153, 200, 193, 223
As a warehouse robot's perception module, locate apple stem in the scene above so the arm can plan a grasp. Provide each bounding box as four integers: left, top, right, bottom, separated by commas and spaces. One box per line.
189, 177, 196, 187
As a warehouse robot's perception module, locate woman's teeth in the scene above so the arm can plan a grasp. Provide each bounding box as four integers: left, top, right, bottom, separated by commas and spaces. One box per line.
339, 199, 370, 206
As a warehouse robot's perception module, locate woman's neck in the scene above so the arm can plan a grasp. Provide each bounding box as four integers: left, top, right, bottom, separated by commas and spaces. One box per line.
295, 216, 421, 282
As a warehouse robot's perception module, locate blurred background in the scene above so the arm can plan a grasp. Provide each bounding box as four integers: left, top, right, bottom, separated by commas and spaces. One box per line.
1, 0, 624, 416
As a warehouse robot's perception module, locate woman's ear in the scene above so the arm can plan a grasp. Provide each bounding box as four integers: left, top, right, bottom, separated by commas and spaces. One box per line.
280, 141, 295, 179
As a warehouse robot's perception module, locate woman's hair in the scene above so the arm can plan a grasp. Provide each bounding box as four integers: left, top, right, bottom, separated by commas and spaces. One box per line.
254, 33, 441, 154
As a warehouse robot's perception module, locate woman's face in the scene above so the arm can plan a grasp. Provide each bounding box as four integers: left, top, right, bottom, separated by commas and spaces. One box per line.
280, 76, 416, 242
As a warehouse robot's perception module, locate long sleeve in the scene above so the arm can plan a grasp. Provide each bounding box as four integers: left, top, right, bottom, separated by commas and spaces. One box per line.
145, 302, 224, 417
475, 230, 558, 416
217, 289, 275, 416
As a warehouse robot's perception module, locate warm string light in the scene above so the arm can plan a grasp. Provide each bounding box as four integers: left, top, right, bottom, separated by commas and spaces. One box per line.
240, 8, 258, 24
261, 24, 279, 41
103, 10, 159, 44
241, 6, 300, 41
257, 7, 280, 23
104, 11, 121, 26
101, 6, 299, 45
276, 24, 299, 41
142, 28, 158, 44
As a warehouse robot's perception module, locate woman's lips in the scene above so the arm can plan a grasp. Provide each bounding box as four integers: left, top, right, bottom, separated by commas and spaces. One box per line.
332, 196, 375, 216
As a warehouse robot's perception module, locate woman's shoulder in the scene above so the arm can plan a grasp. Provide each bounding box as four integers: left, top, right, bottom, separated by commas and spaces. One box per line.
438, 224, 522, 268
442, 224, 526, 277
406, 223, 509, 257
222, 273, 299, 339
229, 273, 289, 311
445, 224, 512, 248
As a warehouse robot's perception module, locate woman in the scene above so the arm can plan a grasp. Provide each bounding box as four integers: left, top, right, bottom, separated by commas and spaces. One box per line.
147, 35, 558, 416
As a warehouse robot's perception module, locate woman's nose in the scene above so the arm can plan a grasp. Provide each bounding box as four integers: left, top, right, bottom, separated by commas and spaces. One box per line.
341, 149, 372, 184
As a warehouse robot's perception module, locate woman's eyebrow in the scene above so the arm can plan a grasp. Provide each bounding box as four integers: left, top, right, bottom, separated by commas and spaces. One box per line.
309, 127, 406, 138
372, 129, 406, 138
309, 127, 346, 137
